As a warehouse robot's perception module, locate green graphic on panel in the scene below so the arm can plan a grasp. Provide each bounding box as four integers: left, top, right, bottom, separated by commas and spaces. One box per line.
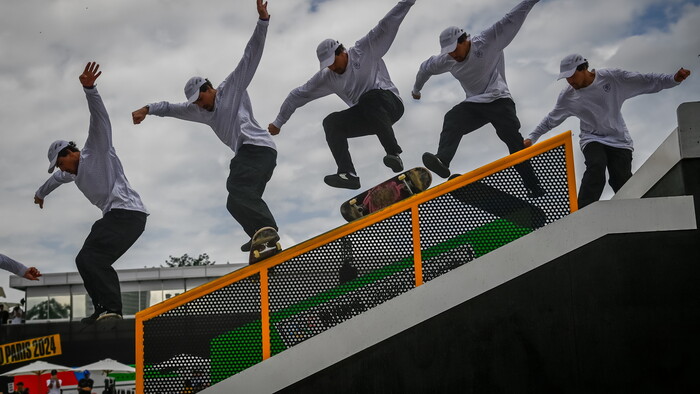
210, 217, 533, 381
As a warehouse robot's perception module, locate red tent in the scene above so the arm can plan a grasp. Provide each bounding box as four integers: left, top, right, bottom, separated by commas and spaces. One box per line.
12, 370, 79, 394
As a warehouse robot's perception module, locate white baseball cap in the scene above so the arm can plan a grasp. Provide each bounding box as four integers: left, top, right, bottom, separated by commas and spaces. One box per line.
47, 140, 70, 173
558, 54, 587, 80
440, 26, 468, 54
317, 39, 341, 69
184, 76, 207, 104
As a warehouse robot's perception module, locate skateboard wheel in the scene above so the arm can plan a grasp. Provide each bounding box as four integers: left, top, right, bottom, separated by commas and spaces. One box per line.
276, 242, 282, 251
253, 250, 261, 258
349, 198, 357, 205
398, 174, 406, 181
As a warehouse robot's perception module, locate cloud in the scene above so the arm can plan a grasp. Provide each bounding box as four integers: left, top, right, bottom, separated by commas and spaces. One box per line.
2, 0, 698, 301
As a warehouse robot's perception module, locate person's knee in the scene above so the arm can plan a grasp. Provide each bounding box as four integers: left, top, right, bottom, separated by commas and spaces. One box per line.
228, 189, 257, 217
499, 132, 525, 153
75, 250, 92, 272
75, 252, 86, 269
323, 112, 342, 132
443, 109, 462, 128
362, 101, 394, 125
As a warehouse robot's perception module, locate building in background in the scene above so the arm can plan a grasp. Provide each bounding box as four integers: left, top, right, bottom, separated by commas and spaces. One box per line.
0, 264, 245, 393
8, 264, 245, 323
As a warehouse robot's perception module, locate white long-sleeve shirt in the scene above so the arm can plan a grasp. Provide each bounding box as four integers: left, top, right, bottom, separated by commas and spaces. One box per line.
36, 87, 148, 216
412, 0, 539, 103
0, 254, 29, 277
528, 69, 680, 151
272, 0, 415, 128
147, 19, 275, 154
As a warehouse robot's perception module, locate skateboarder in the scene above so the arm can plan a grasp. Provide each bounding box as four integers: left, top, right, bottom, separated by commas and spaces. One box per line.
525, 54, 691, 208
268, 0, 417, 190
0, 254, 41, 280
34, 62, 148, 324
412, 0, 543, 198
131, 0, 280, 254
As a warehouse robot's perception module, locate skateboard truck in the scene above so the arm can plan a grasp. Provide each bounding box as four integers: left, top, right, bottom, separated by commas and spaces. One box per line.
348, 198, 364, 215
249, 227, 282, 264
397, 173, 414, 195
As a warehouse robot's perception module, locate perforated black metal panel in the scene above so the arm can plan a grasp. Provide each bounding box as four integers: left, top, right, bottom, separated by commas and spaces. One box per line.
142, 274, 261, 392
268, 211, 415, 355
419, 146, 571, 282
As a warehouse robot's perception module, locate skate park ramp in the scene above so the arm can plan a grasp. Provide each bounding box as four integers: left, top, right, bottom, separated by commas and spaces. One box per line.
136, 102, 700, 393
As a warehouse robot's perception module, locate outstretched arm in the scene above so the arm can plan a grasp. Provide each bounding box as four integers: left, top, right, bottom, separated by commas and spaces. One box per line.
480, 0, 539, 52
412, 55, 453, 99
527, 99, 571, 145
0, 254, 41, 280
268, 73, 334, 134
355, 0, 416, 59
80, 62, 113, 152
222, 0, 270, 96
617, 68, 691, 101
138, 0, 271, 126
34, 171, 75, 209
134, 101, 204, 124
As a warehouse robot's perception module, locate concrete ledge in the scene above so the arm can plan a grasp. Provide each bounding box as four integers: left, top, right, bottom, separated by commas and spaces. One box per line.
614, 101, 700, 200
10, 263, 245, 289
613, 128, 681, 200
678, 101, 700, 158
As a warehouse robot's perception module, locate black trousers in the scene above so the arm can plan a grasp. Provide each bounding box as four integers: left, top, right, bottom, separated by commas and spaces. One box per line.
578, 142, 633, 208
226, 144, 278, 237
76, 209, 147, 313
322, 89, 404, 175
435, 98, 539, 189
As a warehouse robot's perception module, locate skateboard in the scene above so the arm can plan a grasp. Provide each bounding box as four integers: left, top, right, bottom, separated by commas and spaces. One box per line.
249, 227, 282, 264
340, 167, 432, 222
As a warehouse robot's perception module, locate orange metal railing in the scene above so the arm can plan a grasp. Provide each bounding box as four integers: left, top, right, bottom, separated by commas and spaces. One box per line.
135, 131, 576, 393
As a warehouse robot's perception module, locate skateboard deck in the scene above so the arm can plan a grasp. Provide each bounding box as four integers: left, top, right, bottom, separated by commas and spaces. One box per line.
340, 167, 432, 222
249, 227, 282, 264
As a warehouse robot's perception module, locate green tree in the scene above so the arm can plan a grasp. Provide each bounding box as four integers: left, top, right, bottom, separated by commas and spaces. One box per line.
25, 298, 71, 320
163, 253, 216, 267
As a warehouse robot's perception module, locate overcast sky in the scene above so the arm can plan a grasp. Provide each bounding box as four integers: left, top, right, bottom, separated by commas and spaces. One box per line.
1, 0, 699, 301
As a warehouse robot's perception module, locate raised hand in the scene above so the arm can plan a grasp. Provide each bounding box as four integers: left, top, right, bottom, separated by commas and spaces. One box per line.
79, 61, 102, 87
257, 0, 269, 20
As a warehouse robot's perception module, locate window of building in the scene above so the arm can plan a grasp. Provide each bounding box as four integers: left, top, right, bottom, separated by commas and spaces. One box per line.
48, 295, 71, 320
